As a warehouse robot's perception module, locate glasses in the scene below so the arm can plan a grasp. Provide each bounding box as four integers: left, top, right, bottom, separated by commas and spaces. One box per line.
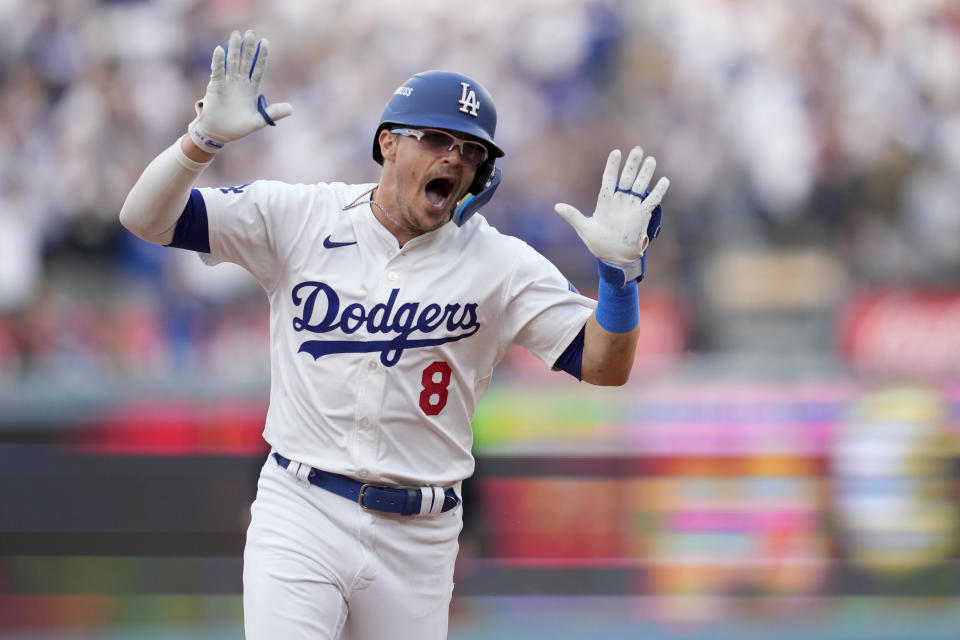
390, 127, 489, 167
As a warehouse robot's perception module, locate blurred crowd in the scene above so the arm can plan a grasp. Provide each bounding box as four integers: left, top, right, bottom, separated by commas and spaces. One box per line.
1, 0, 959, 385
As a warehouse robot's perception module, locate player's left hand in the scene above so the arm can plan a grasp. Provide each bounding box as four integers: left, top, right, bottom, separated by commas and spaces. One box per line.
554, 147, 669, 264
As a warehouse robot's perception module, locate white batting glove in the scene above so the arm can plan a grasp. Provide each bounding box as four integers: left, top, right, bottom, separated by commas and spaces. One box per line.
555, 147, 670, 275
187, 29, 293, 152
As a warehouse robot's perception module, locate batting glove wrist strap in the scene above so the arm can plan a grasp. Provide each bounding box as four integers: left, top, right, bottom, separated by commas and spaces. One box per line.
595, 262, 640, 333
598, 255, 646, 287
555, 146, 669, 263
188, 29, 293, 153
187, 112, 226, 152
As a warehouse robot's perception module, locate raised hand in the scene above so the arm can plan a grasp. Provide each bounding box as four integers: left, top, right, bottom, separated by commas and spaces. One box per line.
554, 147, 669, 265
187, 29, 293, 152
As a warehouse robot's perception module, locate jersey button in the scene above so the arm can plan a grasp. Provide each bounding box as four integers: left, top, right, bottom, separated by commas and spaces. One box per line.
387, 271, 398, 281
367, 360, 377, 370
359, 417, 369, 428
357, 470, 369, 479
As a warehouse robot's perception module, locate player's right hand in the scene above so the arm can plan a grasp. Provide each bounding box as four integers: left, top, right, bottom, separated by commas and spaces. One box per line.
187, 29, 293, 153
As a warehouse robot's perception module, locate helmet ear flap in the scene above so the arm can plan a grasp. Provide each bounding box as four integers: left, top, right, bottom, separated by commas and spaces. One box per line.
453, 165, 501, 227
469, 159, 495, 196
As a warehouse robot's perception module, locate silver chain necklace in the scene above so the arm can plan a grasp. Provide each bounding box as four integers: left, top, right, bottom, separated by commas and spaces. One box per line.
342, 187, 417, 234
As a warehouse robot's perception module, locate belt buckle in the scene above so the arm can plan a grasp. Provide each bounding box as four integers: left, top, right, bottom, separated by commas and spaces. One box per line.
358, 483, 385, 510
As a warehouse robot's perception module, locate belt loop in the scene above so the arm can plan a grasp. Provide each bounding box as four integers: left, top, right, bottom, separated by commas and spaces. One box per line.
418, 487, 432, 516
418, 486, 444, 516
279, 455, 312, 487
278, 457, 295, 477
294, 461, 311, 485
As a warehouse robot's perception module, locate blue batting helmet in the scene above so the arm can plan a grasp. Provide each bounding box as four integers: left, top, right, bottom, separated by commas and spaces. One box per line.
372, 70, 504, 226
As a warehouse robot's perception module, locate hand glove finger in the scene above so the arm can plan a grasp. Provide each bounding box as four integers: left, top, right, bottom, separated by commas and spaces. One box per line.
250, 38, 269, 84
265, 102, 294, 122
240, 30, 258, 80
617, 146, 644, 192
554, 203, 588, 235
599, 149, 622, 197
209, 45, 225, 80
632, 155, 656, 195
645, 176, 670, 208
225, 30, 242, 77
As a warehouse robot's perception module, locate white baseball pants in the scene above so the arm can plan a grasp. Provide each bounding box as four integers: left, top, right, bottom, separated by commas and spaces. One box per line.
242, 454, 462, 640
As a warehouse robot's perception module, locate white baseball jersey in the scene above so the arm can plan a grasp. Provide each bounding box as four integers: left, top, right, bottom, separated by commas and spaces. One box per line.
199, 180, 595, 487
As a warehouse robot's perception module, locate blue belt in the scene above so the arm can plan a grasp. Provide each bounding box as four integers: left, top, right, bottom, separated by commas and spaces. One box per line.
272, 452, 460, 516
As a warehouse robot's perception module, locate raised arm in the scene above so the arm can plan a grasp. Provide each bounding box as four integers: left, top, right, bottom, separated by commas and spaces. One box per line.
119, 29, 291, 245
555, 147, 670, 386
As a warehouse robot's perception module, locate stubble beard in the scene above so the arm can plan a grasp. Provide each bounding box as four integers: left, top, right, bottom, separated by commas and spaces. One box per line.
397, 180, 450, 235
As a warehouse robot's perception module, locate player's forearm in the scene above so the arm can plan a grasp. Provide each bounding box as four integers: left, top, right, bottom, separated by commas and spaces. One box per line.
119, 135, 214, 245
580, 315, 640, 386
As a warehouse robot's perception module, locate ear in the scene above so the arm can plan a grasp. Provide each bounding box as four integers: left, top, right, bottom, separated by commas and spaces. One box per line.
378, 129, 398, 163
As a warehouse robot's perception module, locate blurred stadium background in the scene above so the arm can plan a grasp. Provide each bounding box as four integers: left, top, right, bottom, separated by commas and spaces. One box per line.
1, 0, 960, 638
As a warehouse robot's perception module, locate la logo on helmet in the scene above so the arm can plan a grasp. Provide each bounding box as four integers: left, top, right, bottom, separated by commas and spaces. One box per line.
458, 82, 480, 117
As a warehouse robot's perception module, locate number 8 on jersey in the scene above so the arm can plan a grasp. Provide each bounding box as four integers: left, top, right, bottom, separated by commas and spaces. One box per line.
419, 361, 452, 415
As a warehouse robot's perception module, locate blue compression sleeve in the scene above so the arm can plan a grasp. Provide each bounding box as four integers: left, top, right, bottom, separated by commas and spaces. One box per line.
552, 326, 585, 380
167, 189, 210, 253
594, 260, 640, 333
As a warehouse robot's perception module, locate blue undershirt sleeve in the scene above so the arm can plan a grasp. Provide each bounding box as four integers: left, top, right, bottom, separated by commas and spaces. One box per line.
166, 188, 211, 253
552, 325, 585, 381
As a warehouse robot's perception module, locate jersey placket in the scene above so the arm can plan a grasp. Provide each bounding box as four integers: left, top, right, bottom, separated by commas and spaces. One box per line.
352, 250, 406, 480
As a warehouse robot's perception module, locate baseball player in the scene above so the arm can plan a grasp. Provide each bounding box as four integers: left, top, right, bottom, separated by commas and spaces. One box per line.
120, 30, 668, 640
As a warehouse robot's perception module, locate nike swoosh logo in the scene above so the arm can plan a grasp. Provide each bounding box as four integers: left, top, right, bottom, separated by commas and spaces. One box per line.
323, 235, 358, 249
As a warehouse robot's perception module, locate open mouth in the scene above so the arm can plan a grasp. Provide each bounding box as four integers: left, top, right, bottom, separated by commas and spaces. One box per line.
424, 177, 457, 210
